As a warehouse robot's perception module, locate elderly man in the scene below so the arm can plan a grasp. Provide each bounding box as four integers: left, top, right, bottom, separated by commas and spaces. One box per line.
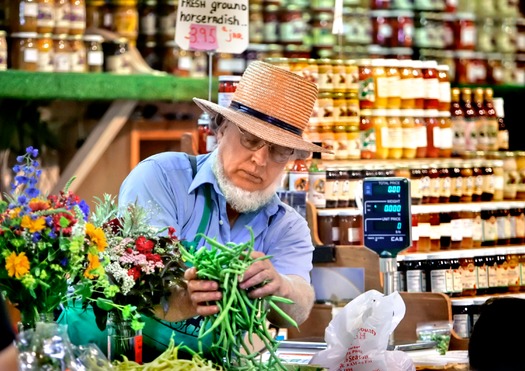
117, 61, 328, 356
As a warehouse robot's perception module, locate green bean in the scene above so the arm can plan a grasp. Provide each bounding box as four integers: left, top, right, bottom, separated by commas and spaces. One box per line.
268, 300, 298, 329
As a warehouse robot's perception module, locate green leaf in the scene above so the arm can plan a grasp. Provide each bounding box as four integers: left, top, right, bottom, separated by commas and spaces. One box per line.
96, 297, 115, 311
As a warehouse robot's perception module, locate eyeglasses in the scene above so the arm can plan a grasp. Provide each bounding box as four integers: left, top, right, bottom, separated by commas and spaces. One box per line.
233, 124, 294, 164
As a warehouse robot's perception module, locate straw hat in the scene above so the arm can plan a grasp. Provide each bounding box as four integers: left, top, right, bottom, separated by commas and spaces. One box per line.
193, 61, 329, 153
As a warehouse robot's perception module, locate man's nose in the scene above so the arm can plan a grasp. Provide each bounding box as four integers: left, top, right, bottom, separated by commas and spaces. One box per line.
251, 143, 270, 166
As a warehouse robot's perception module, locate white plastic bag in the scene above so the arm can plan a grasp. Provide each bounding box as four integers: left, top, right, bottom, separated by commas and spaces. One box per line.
310, 290, 415, 371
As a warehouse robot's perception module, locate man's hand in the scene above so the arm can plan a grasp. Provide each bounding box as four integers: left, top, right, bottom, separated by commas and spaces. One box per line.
238, 251, 287, 299
184, 267, 222, 317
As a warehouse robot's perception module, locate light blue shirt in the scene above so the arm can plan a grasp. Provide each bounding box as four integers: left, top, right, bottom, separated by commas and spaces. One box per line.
118, 151, 314, 283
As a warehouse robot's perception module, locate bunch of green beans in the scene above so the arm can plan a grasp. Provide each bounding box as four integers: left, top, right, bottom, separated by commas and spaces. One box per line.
179, 230, 297, 371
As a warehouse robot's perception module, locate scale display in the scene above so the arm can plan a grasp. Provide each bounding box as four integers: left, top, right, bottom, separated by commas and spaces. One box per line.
363, 177, 411, 257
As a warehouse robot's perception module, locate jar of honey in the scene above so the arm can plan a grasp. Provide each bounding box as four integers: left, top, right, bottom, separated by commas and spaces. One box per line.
54, 0, 70, 34
52, 33, 71, 72
37, 0, 55, 34
113, 0, 138, 46
11, 0, 38, 33
371, 109, 389, 159
10, 32, 39, 71
36, 33, 53, 72
70, 0, 86, 35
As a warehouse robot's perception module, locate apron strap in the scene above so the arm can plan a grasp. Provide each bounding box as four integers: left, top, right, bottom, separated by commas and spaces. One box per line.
185, 154, 212, 248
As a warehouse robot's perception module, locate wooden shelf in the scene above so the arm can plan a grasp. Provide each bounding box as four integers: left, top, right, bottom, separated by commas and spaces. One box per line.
0, 70, 217, 102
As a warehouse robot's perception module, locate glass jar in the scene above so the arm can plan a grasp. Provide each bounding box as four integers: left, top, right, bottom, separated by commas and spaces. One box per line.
515, 151, 525, 200
428, 164, 440, 204
358, 59, 375, 110
113, 0, 138, 46
503, 151, 519, 200
485, 251, 499, 294
495, 249, 509, 294
54, 0, 70, 34
36, 33, 53, 72
453, 12, 477, 50
496, 207, 512, 246
359, 110, 376, 159
492, 159, 505, 201
404, 253, 428, 292
452, 299, 474, 338
279, 4, 307, 45
317, 58, 333, 93
437, 64, 451, 113
459, 208, 474, 249
69, 34, 86, 72
506, 248, 521, 292
429, 208, 441, 251
37, 0, 55, 34
338, 209, 363, 245
324, 168, 339, 209
0, 31, 6, 70
311, 10, 335, 47
138, 0, 157, 42
471, 159, 483, 202
372, 59, 388, 109
510, 206, 525, 245
481, 204, 498, 246
411, 60, 425, 109
449, 162, 463, 203
481, 160, 495, 201
417, 212, 431, 252
474, 250, 489, 295
440, 210, 452, 250
409, 211, 419, 253
69, 0, 86, 35
10, 32, 38, 71
158, 0, 176, 42
422, 60, 440, 110
317, 209, 338, 245
460, 162, 474, 203
11, 0, 39, 32
103, 37, 130, 74
386, 109, 402, 159
370, 10, 393, 47
248, 3, 264, 44
458, 251, 477, 296
371, 109, 389, 159
438, 164, 451, 203
410, 164, 423, 205
400, 109, 417, 159
84, 33, 103, 72
413, 109, 427, 158
450, 208, 464, 250
399, 61, 414, 109
52, 33, 71, 72
428, 253, 453, 294
424, 109, 440, 158
86, 0, 110, 29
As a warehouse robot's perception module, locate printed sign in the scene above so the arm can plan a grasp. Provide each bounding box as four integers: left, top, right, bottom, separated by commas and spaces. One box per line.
176, 0, 249, 54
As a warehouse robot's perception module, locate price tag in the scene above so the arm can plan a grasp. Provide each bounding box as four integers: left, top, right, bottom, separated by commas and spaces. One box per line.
188, 24, 219, 51
175, 0, 249, 54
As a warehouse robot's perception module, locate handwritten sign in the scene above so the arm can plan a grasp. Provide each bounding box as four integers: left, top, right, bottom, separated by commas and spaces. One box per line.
176, 0, 249, 54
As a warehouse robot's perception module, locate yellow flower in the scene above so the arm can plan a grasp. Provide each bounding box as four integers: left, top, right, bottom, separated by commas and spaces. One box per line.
20, 215, 46, 233
5, 251, 30, 279
86, 223, 107, 252
84, 253, 101, 279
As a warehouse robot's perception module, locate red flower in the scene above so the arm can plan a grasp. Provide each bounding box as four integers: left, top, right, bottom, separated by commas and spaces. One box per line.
146, 253, 162, 263
128, 267, 141, 281
168, 227, 176, 238
105, 218, 123, 234
136, 236, 154, 254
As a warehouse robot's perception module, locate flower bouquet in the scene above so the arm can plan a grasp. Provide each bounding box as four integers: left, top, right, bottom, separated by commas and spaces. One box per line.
80, 194, 186, 362
0, 147, 91, 329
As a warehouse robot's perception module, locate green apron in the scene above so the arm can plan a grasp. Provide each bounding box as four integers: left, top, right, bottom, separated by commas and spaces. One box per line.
58, 155, 214, 361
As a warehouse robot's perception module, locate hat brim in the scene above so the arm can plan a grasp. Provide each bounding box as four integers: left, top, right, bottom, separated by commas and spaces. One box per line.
193, 98, 330, 153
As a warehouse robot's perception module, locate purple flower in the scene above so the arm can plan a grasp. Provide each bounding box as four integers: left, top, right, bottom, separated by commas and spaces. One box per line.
78, 200, 90, 220
32, 232, 42, 242
48, 229, 57, 239
60, 257, 68, 267
17, 195, 28, 205
16, 155, 25, 163
26, 187, 40, 198
26, 146, 38, 158
15, 175, 29, 185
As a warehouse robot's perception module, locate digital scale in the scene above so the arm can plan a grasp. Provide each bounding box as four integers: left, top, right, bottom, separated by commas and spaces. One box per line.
361, 177, 411, 296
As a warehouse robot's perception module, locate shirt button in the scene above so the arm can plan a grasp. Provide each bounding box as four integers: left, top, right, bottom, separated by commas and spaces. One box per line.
219, 220, 224, 225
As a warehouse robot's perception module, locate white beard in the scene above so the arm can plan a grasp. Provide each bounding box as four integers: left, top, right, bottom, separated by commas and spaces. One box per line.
212, 152, 281, 213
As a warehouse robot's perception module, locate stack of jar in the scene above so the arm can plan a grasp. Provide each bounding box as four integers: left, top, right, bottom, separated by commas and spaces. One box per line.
396, 247, 525, 298
7, 0, 94, 72
357, 58, 453, 160
409, 202, 525, 254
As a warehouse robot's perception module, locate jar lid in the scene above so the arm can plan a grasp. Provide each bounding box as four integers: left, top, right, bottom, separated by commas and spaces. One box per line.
317, 209, 339, 216
451, 298, 475, 306
83, 34, 104, 43
10, 32, 38, 38
37, 33, 53, 38
399, 109, 415, 117
438, 111, 451, 117
247, 43, 269, 51
218, 75, 241, 82
403, 253, 428, 260
384, 109, 401, 117
52, 33, 69, 40
436, 64, 449, 71
338, 209, 361, 216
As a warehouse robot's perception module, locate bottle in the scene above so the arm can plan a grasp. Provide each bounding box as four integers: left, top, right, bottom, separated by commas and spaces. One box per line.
473, 87, 488, 151
483, 88, 499, 151
460, 88, 477, 152
197, 112, 215, 154
308, 146, 326, 209
494, 97, 509, 151
289, 157, 309, 192
451, 87, 466, 157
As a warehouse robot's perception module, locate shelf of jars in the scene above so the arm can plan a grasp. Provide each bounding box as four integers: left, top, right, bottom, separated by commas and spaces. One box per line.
0, 70, 216, 102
